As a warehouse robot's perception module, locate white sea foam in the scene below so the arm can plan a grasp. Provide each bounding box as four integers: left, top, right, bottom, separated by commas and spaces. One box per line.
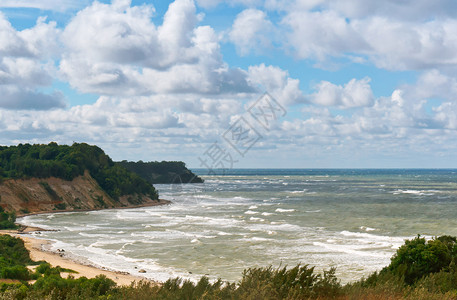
275, 208, 295, 213
64, 226, 89, 232
360, 226, 376, 232
393, 189, 435, 196
78, 232, 112, 238
244, 210, 258, 215
217, 231, 232, 236
313, 242, 390, 258
287, 190, 308, 194
340, 231, 406, 245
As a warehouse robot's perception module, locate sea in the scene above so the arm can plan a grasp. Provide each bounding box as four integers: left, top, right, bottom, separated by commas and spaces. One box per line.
17, 169, 457, 284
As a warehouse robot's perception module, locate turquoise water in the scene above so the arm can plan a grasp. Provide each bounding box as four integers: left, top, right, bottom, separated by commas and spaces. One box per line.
18, 169, 457, 283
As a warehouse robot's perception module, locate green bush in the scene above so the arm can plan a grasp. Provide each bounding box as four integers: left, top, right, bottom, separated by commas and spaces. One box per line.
31, 274, 116, 299
385, 235, 457, 285
0, 207, 17, 229
236, 264, 341, 299
0, 235, 33, 268
0, 265, 30, 281
35, 263, 53, 276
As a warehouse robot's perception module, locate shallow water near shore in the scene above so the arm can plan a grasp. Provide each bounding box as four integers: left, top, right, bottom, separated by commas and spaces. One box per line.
18, 169, 457, 283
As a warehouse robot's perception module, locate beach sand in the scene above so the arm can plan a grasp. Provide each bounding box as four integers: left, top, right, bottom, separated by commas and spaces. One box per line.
2, 228, 156, 287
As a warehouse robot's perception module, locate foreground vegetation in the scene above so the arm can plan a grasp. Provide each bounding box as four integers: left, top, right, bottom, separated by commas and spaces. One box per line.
0, 143, 158, 200
3, 234, 457, 299
0, 207, 16, 229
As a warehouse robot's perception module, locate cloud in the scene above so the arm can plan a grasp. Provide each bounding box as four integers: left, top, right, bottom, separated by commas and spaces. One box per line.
283, 9, 368, 62
0, 13, 64, 110
248, 64, 304, 105
0, 12, 32, 57
434, 102, 457, 129
196, 0, 262, 9
1, 0, 457, 167
60, 0, 253, 96
221, 1, 457, 71
0, 0, 89, 12
326, 0, 457, 21
229, 9, 275, 55
309, 78, 374, 108
354, 17, 457, 70
0, 88, 65, 110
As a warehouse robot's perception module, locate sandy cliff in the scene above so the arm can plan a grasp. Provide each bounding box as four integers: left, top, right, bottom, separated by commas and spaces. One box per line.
0, 171, 167, 215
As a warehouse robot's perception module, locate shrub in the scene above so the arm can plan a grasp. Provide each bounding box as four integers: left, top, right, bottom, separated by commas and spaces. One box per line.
385, 235, 457, 285
236, 264, 342, 299
0, 207, 17, 229
0, 235, 33, 267
0, 265, 30, 281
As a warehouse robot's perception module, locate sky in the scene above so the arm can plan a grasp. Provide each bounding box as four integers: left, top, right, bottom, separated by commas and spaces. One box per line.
1, 0, 457, 169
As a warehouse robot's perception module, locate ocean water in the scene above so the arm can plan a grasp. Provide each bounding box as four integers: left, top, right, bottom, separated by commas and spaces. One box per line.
18, 169, 457, 283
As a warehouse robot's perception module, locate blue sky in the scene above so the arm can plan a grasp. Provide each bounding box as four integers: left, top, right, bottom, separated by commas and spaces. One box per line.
1, 0, 457, 168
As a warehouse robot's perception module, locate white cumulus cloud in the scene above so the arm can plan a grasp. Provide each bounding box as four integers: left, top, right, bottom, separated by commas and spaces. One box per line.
310, 78, 374, 108
229, 9, 275, 55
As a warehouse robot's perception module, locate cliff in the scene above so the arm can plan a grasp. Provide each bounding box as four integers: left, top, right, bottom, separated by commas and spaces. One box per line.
0, 143, 170, 215
0, 171, 168, 216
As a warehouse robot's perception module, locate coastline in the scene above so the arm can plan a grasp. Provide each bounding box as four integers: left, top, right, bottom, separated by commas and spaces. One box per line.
1, 227, 160, 286
1, 201, 173, 287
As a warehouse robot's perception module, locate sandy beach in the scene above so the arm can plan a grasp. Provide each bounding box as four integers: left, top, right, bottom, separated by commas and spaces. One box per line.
1, 228, 156, 286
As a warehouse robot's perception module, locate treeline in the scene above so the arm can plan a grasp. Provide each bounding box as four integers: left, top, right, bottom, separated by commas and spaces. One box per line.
0, 143, 158, 200
117, 160, 203, 184
3, 234, 457, 299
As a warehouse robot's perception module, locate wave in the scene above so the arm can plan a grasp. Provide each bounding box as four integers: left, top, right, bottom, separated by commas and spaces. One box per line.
359, 226, 376, 232
275, 208, 295, 213
392, 189, 436, 196
248, 223, 302, 233
217, 231, 232, 236
286, 190, 308, 194
312, 242, 390, 258
78, 232, 113, 238
340, 231, 406, 245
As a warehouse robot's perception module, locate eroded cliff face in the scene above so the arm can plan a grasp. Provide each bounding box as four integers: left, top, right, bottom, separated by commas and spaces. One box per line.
0, 171, 166, 216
